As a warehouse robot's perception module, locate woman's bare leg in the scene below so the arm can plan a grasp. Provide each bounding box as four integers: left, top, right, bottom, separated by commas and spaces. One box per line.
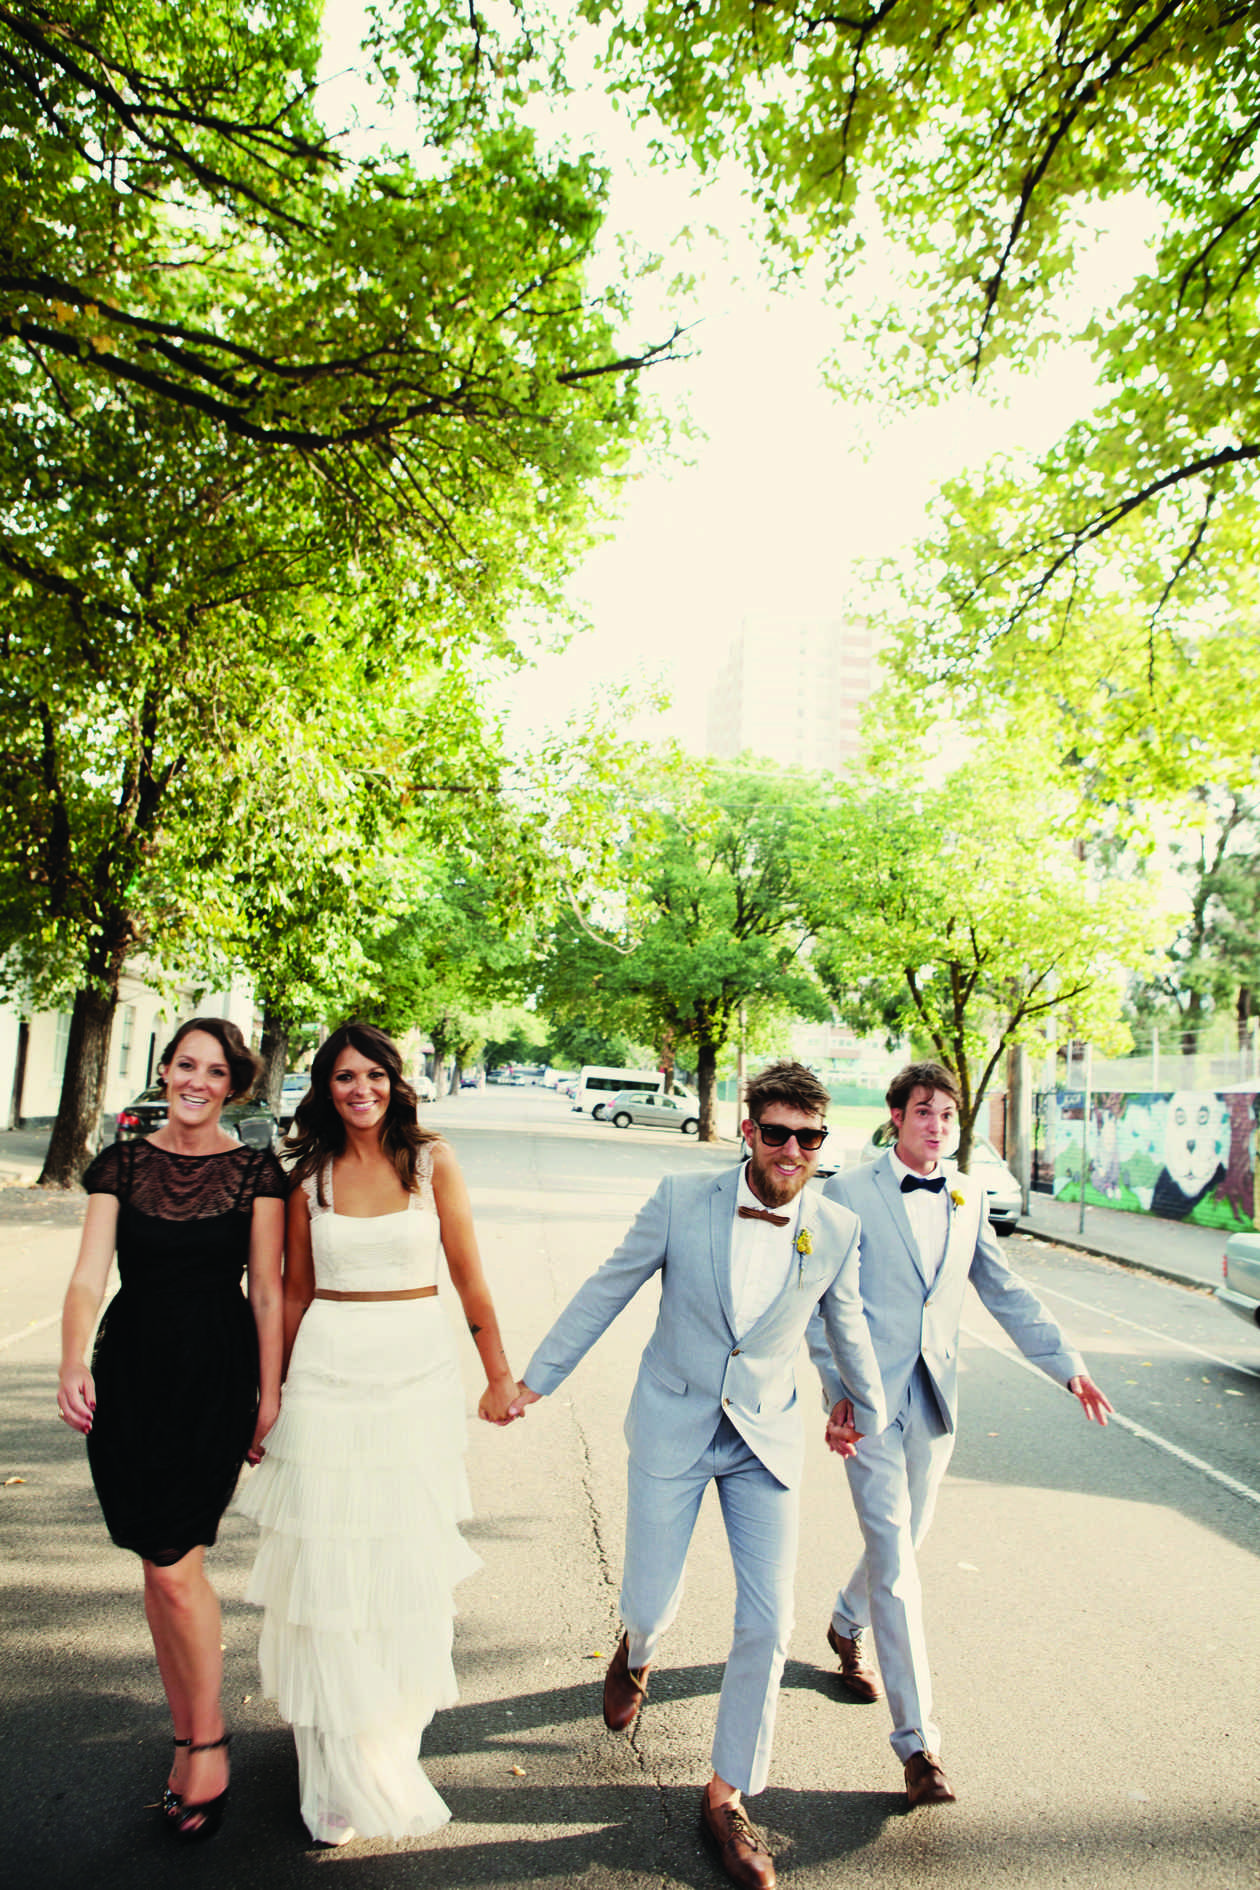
143, 1549, 228, 1822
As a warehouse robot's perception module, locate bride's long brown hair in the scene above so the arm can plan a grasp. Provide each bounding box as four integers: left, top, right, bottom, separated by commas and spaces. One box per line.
287, 1022, 438, 1205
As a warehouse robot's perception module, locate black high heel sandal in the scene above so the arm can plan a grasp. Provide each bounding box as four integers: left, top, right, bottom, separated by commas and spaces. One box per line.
160, 1736, 192, 1820
172, 1733, 231, 1843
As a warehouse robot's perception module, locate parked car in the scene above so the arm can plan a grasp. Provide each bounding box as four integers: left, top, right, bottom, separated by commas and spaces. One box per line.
277, 1072, 309, 1130
414, 1072, 436, 1103
608, 1088, 701, 1135
857, 1121, 1020, 1233
114, 1082, 278, 1150
1216, 1230, 1260, 1336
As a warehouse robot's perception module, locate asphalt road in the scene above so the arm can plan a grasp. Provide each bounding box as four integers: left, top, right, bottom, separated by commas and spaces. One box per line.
2, 1087, 1257, 1889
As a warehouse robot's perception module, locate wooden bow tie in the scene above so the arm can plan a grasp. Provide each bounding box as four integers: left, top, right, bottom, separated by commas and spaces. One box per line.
738, 1204, 790, 1226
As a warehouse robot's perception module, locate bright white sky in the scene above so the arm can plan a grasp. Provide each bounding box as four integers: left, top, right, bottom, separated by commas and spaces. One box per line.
318, 4, 1158, 754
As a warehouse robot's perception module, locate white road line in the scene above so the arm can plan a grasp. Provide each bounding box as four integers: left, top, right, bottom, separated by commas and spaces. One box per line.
1014, 1278, 1260, 1382
0, 1312, 59, 1352
962, 1321, 1260, 1510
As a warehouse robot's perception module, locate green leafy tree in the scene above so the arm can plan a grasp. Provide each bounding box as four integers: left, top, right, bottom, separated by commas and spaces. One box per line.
810, 749, 1172, 1166
1, 3, 662, 1182
590, 0, 1260, 788
1127, 788, 1260, 1055
537, 760, 830, 1138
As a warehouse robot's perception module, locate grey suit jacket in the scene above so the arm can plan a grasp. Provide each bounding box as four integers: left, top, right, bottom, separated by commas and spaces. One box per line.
809, 1151, 1085, 1433
524, 1164, 886, 1490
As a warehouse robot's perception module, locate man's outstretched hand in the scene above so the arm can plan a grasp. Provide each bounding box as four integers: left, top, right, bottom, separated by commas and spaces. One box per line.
1068, 1374, 1113, 1425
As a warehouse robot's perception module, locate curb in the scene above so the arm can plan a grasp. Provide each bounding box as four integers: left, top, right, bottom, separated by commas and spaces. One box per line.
1017, 1221, 1214, 1294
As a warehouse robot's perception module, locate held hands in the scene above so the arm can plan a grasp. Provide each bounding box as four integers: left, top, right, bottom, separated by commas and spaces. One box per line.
247, 1395, 280, 1466
56, 1364, 96, 1435
479, 1375, 526, 1426
1069, 1374, 1114, 1425
824, 1397, 863, 1459
506, 1381, 541, 1421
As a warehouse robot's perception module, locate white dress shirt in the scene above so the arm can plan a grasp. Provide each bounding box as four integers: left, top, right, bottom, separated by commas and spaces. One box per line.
889, 1147, 949, 1282
730, 1164, 802, 1338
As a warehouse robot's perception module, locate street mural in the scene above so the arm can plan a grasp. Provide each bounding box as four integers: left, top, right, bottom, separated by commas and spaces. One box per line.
1038, 1087, 1259, 1232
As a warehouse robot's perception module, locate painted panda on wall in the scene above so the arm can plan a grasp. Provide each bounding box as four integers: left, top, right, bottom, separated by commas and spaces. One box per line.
1149, 1090, 1230, 1220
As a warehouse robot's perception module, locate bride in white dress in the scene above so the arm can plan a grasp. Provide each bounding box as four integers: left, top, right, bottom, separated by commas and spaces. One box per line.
236, 1022, 519, 1846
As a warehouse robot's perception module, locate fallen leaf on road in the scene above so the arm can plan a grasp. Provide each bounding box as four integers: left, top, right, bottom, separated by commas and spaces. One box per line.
509, 1765, 526, 1777
4, 1476, 25, 1485
957, 1562, 979, 1572
586, 1650, 605, 1660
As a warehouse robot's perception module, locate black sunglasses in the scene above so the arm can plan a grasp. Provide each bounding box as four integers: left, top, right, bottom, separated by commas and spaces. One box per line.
753, 1121, 829, 1152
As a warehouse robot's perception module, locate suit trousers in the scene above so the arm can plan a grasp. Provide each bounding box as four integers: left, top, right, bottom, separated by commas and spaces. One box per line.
832, 1361, 956, 1761
621, 1415, 798, 1797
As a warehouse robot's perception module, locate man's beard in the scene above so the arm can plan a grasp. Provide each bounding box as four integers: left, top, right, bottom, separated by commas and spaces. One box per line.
747, 1145, 812, 1209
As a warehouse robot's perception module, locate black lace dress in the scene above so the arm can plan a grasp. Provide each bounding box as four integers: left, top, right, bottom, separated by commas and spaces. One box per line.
82, 1139, 287, 1566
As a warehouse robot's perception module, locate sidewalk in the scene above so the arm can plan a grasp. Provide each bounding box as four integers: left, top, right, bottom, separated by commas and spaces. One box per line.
1017, 1188, 1226, 1292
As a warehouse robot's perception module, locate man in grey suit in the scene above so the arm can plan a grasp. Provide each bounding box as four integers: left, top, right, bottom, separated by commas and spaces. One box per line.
810, 1060, 1112, 1807
508, 1062, 885, 1890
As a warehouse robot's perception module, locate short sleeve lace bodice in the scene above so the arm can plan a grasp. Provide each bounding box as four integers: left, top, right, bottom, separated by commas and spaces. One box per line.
303, 1145, 442, 1293
83, 1138, 287, 1218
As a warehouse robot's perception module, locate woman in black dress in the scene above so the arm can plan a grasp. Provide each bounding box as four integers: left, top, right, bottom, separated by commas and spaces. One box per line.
58, 1017, 284, 1841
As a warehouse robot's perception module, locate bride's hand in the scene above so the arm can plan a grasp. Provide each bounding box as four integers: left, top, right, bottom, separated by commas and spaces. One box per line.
478, 1375, 522, 1426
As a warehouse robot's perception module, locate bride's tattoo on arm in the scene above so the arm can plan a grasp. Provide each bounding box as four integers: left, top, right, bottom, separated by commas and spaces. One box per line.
468, 1320, 483, 1337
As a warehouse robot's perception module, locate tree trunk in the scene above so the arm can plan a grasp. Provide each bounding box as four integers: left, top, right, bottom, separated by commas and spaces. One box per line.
450, 1057, 464, 1093
39, 934, 128, 1186
257, 1006, 289, 1109
697, 1039, 719, 1142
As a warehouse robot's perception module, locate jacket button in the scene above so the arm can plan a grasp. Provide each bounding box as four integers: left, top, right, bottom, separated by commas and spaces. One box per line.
732, 1347, 741, 1356
723, 1396, 731, 1406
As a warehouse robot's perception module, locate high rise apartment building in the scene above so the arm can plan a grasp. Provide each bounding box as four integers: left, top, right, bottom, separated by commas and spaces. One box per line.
704, 615, 881, 772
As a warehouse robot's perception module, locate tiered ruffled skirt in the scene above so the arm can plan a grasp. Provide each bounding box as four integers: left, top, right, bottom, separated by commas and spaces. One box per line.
236, 1299, 479, 1842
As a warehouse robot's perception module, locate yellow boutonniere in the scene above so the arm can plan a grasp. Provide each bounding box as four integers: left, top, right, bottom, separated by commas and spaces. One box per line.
949, 1188, 965, 1207
795, 1224, 812, 1286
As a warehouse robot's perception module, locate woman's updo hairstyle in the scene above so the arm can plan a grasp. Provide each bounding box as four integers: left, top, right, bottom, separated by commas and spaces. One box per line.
157, 1016, 262, 1102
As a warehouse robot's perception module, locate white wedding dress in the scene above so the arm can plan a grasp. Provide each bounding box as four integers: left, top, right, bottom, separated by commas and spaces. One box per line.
236, 1149, 479, 1843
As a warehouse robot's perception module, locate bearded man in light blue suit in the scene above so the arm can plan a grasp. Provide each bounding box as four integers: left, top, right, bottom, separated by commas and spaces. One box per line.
510, 1062, 885, 1890
809, 1061, 1113, 1809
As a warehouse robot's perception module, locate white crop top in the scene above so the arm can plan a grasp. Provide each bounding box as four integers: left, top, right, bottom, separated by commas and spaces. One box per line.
303, 1147, 441, 1294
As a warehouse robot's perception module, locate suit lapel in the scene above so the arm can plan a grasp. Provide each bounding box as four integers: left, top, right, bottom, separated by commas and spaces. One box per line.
873, 1152, 932, 1289
708, 1167, 739, 1338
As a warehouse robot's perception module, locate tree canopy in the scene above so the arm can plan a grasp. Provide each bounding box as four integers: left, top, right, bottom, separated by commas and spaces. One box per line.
588, 0, 1260, 790
536, 759, 830, 1136
810, 744, 1172, 1163
1, 1, 667, 1181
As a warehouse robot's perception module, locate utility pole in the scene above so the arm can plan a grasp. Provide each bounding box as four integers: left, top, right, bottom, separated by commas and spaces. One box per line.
1007, 1042, 1032, 1216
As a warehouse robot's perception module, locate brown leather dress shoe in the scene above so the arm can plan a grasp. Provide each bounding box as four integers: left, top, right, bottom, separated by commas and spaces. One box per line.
904, 1750, 956, 1806
603, 1633, 649, 1732
700, 1790, 777, 1890
826, 1623, 883, 1702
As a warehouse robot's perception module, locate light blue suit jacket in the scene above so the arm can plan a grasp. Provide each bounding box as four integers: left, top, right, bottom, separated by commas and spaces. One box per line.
809, 1151, 1085, 1432
524, 1164, 886, 1491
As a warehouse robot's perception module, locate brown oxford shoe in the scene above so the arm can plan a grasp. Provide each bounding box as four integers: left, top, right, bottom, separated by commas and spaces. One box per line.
603, 1633, 649, 1732
700, 1790, 777, 1890
825, 1623, 883, 1703
904, 1750, 956, 1807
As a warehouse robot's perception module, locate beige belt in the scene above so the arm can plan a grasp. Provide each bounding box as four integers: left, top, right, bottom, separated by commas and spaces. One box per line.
313, 1287, 438, 1302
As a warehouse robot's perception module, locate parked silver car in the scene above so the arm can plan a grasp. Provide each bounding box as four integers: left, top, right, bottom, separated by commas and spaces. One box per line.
608, 1088, 700, 1135
1216, 1230, 1260, 1336
859, 1122, 1021, 1234
277, 1072, 310, 1131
